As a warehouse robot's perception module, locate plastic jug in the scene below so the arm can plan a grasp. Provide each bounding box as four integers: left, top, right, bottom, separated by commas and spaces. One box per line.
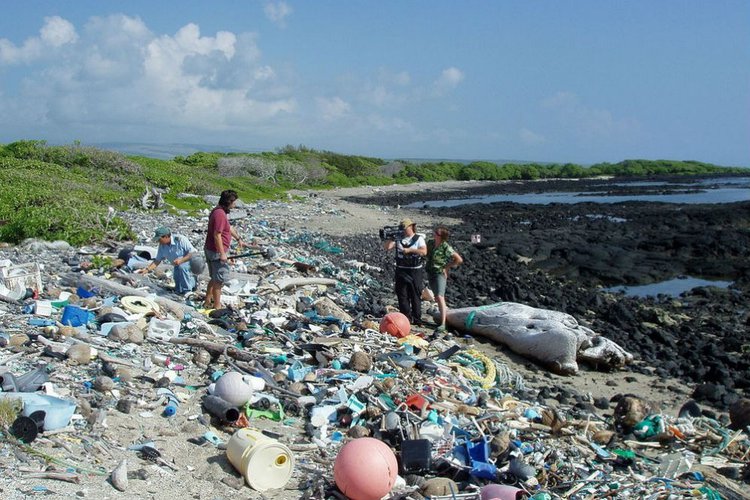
226, 428, 295, 491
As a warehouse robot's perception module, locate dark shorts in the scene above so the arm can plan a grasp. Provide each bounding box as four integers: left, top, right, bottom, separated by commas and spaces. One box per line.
205, 250, 230, 283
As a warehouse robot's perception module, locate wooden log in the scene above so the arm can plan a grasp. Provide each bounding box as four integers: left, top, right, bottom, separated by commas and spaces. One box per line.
168, 337, 258, 363
63, 273, 192, 316
0, 292, 21, 305
267, 277, 338, 291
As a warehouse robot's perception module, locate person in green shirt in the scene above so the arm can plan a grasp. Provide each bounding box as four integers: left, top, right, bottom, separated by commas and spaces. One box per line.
426, 226, 463, 332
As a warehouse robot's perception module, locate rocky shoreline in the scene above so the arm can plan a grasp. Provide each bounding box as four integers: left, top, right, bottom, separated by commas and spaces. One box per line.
332, 176, 750, 410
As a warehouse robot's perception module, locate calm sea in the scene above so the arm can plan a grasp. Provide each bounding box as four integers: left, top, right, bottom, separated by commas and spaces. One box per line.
408, 176, 750, 208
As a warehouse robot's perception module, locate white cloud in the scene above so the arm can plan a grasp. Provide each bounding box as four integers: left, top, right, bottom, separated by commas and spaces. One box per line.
519, 127, 545, 144
1, 15, 296, 138
0, 16, 77, 64
316, 96, 351, 121
40, 16, 78, 47
433, 67, 464, 95
264, 1, 293, 27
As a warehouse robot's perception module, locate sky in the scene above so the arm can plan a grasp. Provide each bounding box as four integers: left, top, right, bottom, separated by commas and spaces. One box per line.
0, 1, 748, 166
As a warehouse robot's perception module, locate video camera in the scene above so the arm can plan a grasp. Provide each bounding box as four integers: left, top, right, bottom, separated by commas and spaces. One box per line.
379, 225, 403, 241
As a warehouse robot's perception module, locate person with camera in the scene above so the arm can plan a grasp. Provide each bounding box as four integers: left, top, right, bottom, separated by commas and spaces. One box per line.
426, 226, 463, 333
383, 218, 427, 326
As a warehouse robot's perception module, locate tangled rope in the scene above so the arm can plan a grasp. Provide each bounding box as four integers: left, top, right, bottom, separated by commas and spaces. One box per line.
452, 349, 497, 389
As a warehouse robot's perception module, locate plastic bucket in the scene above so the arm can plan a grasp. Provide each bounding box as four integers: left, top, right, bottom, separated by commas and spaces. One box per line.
226, 429, 294, 491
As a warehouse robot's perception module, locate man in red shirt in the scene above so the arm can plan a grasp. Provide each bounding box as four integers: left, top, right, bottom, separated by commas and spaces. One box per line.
203, 189, 244, 309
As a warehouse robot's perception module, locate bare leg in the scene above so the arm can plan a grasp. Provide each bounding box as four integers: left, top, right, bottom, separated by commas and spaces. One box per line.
210, 281, 222, 309
204, 280, 216, 308
436, 295, 447, 326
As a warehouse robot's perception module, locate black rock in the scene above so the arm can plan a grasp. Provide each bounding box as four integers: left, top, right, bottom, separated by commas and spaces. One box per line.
594, 397, 611, 410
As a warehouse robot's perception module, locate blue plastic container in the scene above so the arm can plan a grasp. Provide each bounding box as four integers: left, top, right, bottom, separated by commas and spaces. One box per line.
61, 305, 95, 327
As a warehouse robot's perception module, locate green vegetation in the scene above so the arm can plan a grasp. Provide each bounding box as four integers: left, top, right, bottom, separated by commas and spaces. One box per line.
0, 140, 744, 244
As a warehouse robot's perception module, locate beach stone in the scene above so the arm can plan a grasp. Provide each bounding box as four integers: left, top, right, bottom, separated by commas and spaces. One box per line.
115, 367, 133, 383
193, 348, 211, 366
614, 395, 653, 431
289, 382, 307, 394
108, 324, 129, 342
58, 325, 78, 337
127, 327, 144, 345
116, 398, 135, 414
728, 399, 750, 431
9, 334, 29, 347
313, 297, 352, 322
381, 378, 396, 391
489, 432, 510, 459
594, 397, 610, 410
349, 351, 372, 372
592, 429, 615, 445
77, 398, 92, 418
66, 344, 93, 365
421, 478, 458, 497
693, 383, 726, 404
347, 425, 370, 438
93, 376, 115, 392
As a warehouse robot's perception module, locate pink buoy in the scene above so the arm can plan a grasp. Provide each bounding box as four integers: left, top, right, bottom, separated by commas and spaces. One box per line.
379, 312, 411, 338
481, 483, 524, 500
334, 438, 398, 500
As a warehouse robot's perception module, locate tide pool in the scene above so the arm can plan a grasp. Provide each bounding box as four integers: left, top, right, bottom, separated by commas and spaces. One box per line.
605, 276, 732, 298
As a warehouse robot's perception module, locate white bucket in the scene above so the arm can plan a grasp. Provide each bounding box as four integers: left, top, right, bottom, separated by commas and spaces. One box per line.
226, 428, 295, 491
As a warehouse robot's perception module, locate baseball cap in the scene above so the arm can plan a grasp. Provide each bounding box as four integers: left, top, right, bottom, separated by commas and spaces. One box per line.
153, 226, 171, 240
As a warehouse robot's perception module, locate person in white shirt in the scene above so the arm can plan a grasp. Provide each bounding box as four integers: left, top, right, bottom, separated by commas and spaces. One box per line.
383, 218, 427, 325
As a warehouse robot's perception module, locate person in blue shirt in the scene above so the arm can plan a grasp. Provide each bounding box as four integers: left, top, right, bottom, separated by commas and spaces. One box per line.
138, 226, 198, 294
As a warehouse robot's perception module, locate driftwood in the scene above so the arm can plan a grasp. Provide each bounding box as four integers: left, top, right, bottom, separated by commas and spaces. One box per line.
445, 302, 633, 375
63, 273, 192, 316
23, 471, 81, 484
168, 337, 258, 363
0, 292, 21, 305
264, 277, 338, 292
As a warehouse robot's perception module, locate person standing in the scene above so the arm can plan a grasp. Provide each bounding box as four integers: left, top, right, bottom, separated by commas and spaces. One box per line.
203, 189, 244, 309
426, 226, 463, 332
384, 218, 427, 326
137, 227, 198, 295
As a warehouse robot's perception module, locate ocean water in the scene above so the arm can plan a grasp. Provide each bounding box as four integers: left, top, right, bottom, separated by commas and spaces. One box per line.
605, 276, 732, 298
408, 176, 750, 207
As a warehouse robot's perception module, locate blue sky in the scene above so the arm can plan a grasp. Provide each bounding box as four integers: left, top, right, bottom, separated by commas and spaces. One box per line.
0, 1, 748, 166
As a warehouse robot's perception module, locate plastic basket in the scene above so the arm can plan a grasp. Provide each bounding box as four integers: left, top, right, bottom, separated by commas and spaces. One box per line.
1, 263, 43, 293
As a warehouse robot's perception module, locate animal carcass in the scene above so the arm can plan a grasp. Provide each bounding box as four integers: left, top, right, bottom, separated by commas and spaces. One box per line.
444, 302, 633, 375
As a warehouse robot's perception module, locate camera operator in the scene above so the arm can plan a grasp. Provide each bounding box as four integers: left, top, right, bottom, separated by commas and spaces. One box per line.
383, 218, 427, 326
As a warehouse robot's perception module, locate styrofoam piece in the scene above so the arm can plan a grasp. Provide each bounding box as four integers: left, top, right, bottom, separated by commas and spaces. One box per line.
35, 300, 52, 316
146, 319, 181, 340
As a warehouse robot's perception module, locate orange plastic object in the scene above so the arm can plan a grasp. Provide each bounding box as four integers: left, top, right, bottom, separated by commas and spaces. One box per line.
379, 312, 411, 338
